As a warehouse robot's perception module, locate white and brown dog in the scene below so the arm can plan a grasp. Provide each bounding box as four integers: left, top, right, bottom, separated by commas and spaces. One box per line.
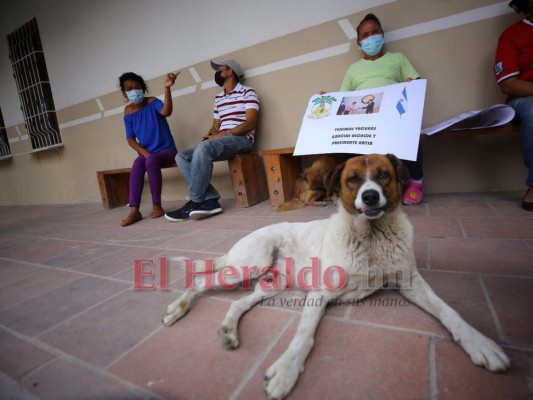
162, 154, 510, 399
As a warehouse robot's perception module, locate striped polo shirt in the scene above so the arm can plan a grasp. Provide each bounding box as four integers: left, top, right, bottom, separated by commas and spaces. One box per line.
213, 83, 260, 141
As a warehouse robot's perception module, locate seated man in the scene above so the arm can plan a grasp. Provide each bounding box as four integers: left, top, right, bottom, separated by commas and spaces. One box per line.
165, 59, 260, 221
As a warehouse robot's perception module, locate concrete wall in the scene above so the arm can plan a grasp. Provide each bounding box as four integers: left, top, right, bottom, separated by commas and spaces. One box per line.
0, 0, 524, 206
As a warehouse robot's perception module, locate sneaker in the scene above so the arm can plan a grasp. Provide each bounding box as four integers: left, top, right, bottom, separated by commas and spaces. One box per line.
189, 198, 223, 220
403, 182, 424, 205
164, 201, 199, 222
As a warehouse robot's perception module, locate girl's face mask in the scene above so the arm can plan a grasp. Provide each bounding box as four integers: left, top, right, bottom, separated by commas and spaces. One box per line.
126, 89, 144, 104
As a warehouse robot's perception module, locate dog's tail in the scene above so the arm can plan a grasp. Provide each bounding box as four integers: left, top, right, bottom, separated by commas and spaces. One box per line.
275, 198, 307, 212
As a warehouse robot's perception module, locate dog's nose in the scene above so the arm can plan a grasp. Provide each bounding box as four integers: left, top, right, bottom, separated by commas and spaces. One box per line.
362, 189, 380, 206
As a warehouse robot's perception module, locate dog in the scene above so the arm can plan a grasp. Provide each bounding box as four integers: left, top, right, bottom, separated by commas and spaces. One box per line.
162, 154, 510, 400
275, 155, 338, 212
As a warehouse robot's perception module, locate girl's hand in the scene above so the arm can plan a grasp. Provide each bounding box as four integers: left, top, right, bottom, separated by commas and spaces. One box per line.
165, 70, 181, 88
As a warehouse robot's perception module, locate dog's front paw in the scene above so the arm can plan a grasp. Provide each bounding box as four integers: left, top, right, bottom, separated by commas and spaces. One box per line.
457, 329, 510, 371
219, 325, 239, 350
162, 300, 189, 327
264, 355, 302, 400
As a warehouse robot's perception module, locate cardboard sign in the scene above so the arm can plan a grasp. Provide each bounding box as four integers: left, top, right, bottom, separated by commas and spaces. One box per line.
294, 80, 427, 161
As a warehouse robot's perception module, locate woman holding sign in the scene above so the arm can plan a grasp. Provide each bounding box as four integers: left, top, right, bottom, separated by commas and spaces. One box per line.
340, 13, 424, 205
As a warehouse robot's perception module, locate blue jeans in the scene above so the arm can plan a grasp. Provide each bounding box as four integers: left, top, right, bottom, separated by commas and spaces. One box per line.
508, 96, 533, 187
175, 135, 253, 203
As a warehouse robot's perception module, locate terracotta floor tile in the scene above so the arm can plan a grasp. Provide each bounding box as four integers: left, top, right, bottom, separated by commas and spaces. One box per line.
38, 290, 177, 367
429, 202, 497, 218
410, 217, 463, 238
0, 328, 55, 380
430, 237, 533, 276
40, 242, 121, 269
108, 298, 292, 399
0, 276, 129, 336
20, 358, 144, 400
461, 217, 533, 239
419, 271, 500, 340
435, 340, 531, 400
491, 202, 533, 218
481, 276, 533, 346
0, 262, 83, 311
72, 246, 164, 277
158, 228, 239, 251
402, 202, 430, 217
237, 318, 429, 400
346, 290, 447, 334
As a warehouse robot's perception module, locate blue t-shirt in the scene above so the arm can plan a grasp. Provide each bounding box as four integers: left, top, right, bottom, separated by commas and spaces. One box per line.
124, 98, 176, 153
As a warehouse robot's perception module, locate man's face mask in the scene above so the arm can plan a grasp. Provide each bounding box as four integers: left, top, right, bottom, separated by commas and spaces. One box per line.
214, 69, 228, 86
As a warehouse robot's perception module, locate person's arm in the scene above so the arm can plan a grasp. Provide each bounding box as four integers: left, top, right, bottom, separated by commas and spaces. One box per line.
399, 53, 420, 82
160, 71, 180, 117
127, 137, 150, 158
220, 108, 258, 136
499, 76, 533, 98
202, 119, 221, 140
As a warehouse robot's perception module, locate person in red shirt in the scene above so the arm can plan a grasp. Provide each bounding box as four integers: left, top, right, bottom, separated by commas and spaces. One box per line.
494, 0, 533, 211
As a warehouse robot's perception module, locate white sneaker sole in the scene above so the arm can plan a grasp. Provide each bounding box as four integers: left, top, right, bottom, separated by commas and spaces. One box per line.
189, 208, 223, 220
164, 214, 189, 222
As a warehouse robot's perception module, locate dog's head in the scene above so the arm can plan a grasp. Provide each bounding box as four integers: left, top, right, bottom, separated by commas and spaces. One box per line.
326, 154, 410, 220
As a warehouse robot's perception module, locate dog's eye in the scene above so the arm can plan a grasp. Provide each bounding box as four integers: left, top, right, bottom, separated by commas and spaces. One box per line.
377, 171, 391, 181
347, 175, 362, 185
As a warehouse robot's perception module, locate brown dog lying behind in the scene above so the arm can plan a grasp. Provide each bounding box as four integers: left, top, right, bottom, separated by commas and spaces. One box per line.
275, 155, 339, 212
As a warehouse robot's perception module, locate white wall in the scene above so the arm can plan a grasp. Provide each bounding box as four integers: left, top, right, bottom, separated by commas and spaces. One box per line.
0, 0, 394, 126
0, 0, 525, 206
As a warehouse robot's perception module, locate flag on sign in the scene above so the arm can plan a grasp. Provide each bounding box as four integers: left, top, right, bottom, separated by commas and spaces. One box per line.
396, 86, 408, 116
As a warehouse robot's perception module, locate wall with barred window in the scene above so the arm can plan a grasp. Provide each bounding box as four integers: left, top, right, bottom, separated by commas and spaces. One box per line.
0, 0, 523, 205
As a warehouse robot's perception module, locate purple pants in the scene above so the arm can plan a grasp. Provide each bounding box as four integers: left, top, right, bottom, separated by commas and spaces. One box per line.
129, 148, 178, 207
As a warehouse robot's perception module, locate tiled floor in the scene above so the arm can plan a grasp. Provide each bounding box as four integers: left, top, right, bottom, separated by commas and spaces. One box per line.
0, 193, 532, 400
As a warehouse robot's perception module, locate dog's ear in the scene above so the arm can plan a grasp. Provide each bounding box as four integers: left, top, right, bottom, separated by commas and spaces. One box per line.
326, 161, 345, 198
386, 154, 410, 192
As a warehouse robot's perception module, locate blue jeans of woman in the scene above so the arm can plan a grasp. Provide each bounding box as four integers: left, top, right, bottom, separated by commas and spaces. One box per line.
508, 96, 533, 187
176, 135, 253, 203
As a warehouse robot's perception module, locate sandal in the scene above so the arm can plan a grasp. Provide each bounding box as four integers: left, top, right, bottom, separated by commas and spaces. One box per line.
403, 182, 424, 205
120, 211, 142, 227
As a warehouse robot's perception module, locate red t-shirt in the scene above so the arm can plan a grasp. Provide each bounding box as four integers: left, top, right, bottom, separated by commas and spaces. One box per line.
494, 19, 533, 84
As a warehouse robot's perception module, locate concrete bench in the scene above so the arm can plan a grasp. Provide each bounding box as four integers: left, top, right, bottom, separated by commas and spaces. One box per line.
96, 153, 268, 209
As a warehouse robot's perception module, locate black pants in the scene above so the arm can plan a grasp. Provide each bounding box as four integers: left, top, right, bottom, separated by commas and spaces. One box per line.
401, 143, 424, 181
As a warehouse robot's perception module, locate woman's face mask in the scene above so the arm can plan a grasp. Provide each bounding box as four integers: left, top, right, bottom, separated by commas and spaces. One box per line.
360, 34, 384, 56
126, 89, 144, 104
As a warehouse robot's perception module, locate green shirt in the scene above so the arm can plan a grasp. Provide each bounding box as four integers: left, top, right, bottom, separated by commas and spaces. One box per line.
339, 52, 420, 91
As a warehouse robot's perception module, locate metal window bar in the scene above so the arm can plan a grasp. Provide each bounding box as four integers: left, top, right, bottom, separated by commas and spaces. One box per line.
7, 18, 62, 152
0, 109, 12, 160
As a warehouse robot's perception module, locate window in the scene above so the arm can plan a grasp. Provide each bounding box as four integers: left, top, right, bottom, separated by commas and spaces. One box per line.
7, 18, 62, 152
0, 108, 12, 160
